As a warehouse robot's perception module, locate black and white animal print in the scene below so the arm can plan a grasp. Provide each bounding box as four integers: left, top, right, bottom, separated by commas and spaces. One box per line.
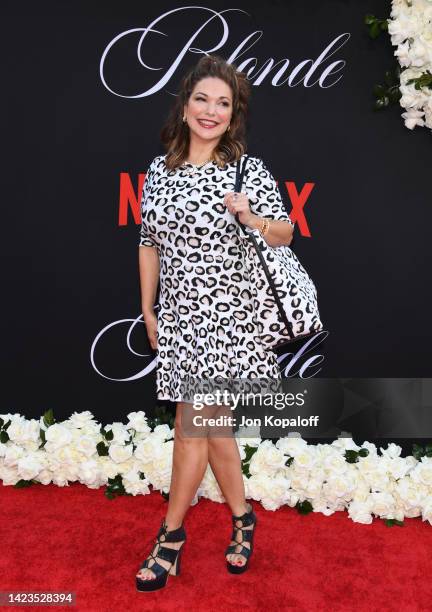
139, 154, 295, 402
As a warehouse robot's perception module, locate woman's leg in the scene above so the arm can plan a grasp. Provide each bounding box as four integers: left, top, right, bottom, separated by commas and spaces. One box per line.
206, 404, 253, 568
137, 401, 209, 580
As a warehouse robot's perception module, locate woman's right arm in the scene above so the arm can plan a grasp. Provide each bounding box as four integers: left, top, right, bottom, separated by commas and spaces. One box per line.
139, 246, 159, 317
139, 246, 159, 351
138, 157, 160, 350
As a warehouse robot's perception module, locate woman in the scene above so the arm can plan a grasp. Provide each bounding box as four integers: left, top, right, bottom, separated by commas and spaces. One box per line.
136, 54, 294, 591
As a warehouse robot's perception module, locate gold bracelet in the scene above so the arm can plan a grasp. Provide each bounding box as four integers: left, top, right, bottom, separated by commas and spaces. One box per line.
259, 218, 270, 237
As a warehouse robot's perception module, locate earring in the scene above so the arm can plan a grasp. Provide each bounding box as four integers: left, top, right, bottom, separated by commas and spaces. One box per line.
227, 124, 231, 132
183, 115, 187, 123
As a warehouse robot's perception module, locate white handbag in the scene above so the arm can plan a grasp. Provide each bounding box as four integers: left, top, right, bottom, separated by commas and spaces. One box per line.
234, 155, 324, 352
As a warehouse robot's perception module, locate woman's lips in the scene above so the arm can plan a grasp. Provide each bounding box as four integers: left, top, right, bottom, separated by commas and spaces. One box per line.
197, 119, 219, 129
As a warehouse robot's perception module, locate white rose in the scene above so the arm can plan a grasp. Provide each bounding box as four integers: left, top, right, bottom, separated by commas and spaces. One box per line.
51, 469, 71, 487
152, 424, 174, 441
294, 448, 317, 470
78, 459, 105, 487
323, 452, 349, 475
348, 500, 373, 524
370, 491, 397, 518
37, 469, 53, 485
402, 108, 425, 129
410, 456, 432, 487
422, 500, 432, 525
311, 497, 336, 516
380, 443, 402, 459
381, 456, 411, 480
68, 411, 97, 429
323, 473, 356, 503
304, 477, 324, 498
17, 453, 44, 480
123, 469, 151, 495
330, 437, 360, 453
73, 436, 98, 458
55, 445, 85, 465
7, 418, 41, 447
248, 442, 287, 476
4, 444, 25, 467
126, 412, 151, 436
395, 477, 426, 515
289, 471, 309, 493
0, 463, 20, 485
98, 456, 120, 479
357, 454, 381, 473
108, 443, 133, 464
45, 424, 73, 450
275, 435, 307, 457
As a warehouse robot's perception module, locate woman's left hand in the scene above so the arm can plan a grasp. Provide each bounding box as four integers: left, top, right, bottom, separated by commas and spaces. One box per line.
223, 191, 254, 227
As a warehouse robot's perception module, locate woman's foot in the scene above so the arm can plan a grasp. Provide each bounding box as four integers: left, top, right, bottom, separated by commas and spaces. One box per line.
136, 521, 185, 581
225, 503, 256, 568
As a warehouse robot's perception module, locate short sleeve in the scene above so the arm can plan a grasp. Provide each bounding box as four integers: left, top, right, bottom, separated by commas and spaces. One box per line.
139, 157, 158, 248
245, 157, 294, 226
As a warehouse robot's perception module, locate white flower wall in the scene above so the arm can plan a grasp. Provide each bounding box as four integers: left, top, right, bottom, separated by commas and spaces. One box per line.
389, 0, 432, 130
1, 411, 431, 527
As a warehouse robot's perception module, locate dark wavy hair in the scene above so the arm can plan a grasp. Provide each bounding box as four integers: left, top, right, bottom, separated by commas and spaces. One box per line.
161, 55, 251, 171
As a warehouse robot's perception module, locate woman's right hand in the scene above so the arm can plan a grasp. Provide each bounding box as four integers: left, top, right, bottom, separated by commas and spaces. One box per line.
143, 311, 158, 351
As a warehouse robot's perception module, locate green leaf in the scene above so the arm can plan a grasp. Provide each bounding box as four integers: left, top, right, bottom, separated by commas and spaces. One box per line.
43, 408, 55, 428
242, 464, 251, 479
412, 443, 425, 460
345, 450, 359, 463
38, 429, 46, 450
296, 500, 313, 515
358, 448, 369, 457
389, 88, 401, 103
384, 518, 404, 527
374, 98, 385, 110
373, 84, 386, 97
96, 441, 109, 456
104, 429, 114, 441
0, 430, 9, 444
0, 417, 3, 428
364, 14, 377, 25
285, 456, 294, 467
243, 444, 258, 463
369, 22, 381, 39
384, 70, 394, 87
14, 479, 34, 488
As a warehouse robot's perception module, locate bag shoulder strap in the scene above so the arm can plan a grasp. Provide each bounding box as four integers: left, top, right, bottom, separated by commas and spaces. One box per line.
234, 154, 295, 340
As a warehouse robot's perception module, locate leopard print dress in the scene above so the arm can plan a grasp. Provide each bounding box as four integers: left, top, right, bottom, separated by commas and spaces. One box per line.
139, 153, 294, 402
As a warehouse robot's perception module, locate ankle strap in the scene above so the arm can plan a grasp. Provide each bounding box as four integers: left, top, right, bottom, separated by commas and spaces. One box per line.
157, 520, 186, 542
232, 503, 254, 522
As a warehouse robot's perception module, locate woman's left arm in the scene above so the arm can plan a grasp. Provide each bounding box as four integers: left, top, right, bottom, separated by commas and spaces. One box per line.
244, 214, 294, 248
225, 157, 295, 247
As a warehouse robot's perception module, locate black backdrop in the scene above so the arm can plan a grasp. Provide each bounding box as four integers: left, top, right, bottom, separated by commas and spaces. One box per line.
3, 1, 431, 452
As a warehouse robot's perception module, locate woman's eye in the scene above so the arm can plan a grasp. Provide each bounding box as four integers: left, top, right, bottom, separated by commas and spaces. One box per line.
195, 97, 229, 106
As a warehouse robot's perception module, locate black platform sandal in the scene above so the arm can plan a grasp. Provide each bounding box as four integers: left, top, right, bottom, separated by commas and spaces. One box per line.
136, 519, 186, 592
225, 502, 257, 574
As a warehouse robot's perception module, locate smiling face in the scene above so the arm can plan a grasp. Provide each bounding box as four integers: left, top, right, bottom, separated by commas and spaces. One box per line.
183, 77, 233, 144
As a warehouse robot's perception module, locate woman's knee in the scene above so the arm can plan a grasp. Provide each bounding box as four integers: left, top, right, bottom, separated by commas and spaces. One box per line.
175, 401, 207, 441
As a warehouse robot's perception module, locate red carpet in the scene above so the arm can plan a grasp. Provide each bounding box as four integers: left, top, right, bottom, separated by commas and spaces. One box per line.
1, 482, 431, 611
